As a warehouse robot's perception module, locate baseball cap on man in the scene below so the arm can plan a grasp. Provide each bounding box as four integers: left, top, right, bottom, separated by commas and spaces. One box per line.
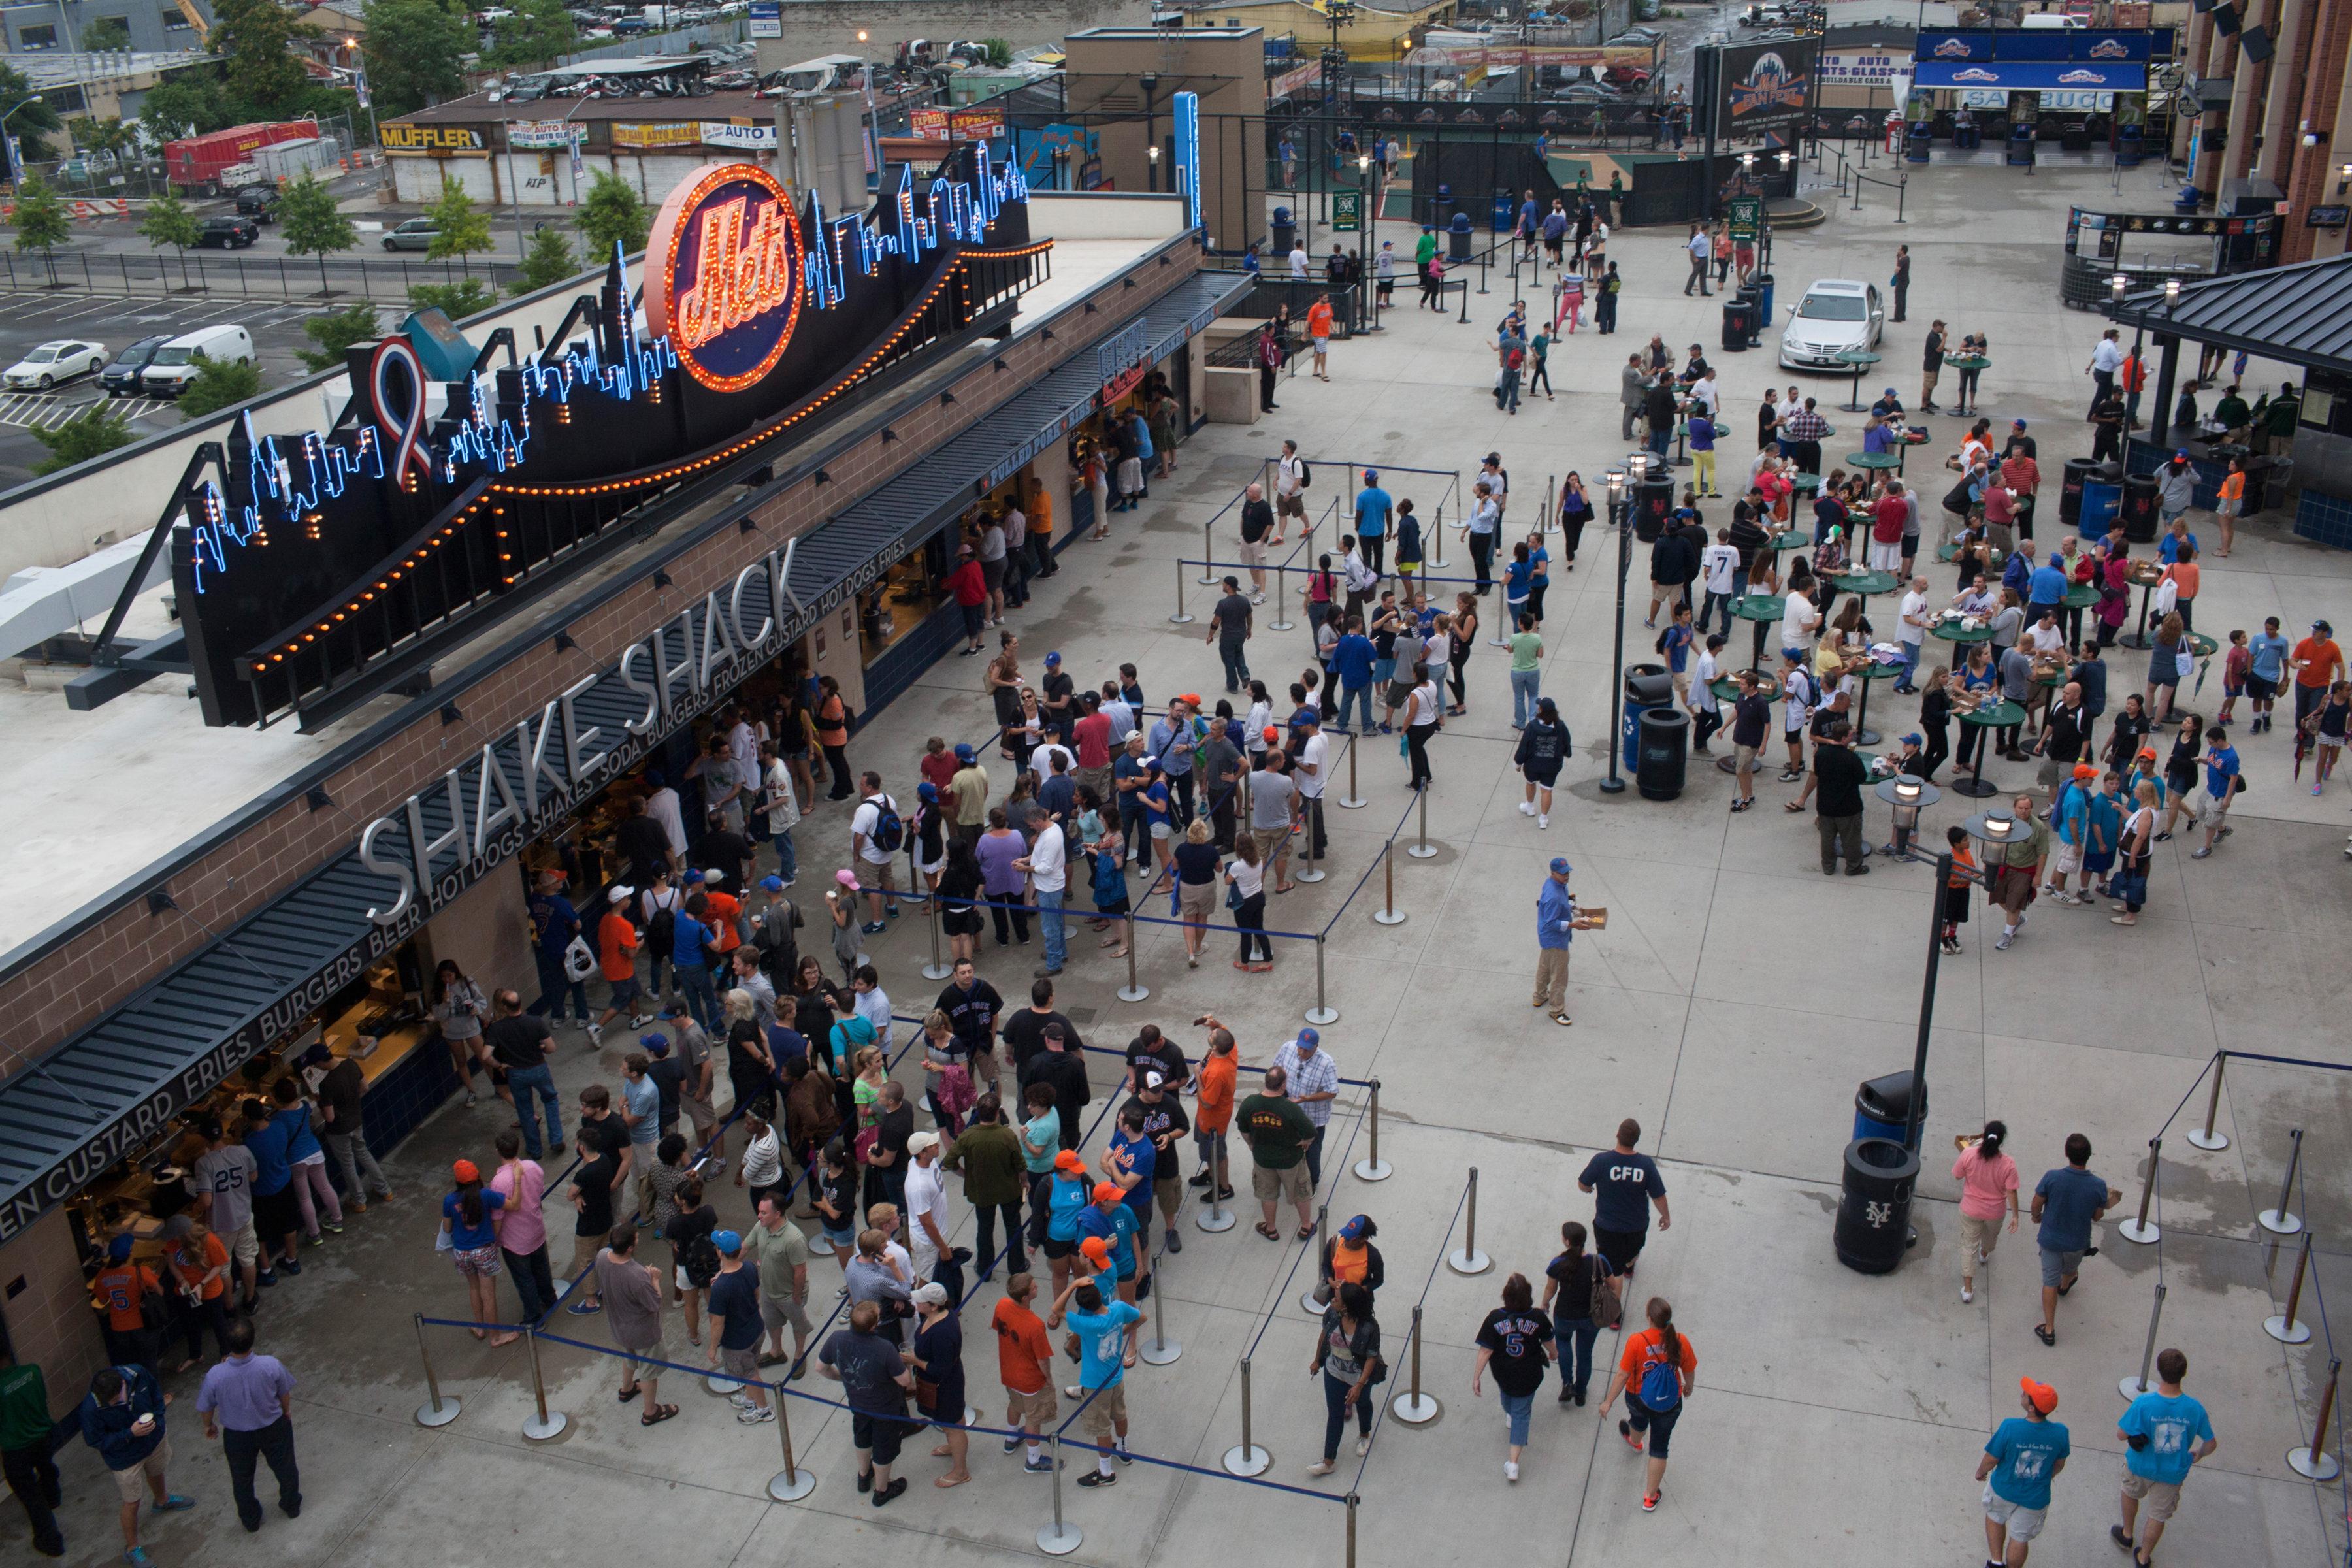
2020, 1377, 2059, 1414
955, 742, 976, 762
1079, 1237, 1113, 1266
1549, 857, 1572, 876
908, 1131, 940, 1156
713, 1230, 743, 1255
760, 874, 784, 892
1092, 1183, 1122, 1205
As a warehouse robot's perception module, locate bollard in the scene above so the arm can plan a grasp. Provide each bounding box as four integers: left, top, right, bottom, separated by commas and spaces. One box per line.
1117, 914, 1149, 1003
2119, 1137, 2161, 1244
2259, 1127, 2305, 1235
414, 1313, 461, 1428
1036, 1430, 1084, 1554
2117, 1282, 2167, 1401
2266, 1233, 2315, 1344
1141, 1249, 1183, 1364
1196, 1155, 1237, 1232
520, 1324, 569, 1440
766, 1385, 817, 1500
1456, 278, 1469, 324
1169, 561, 1195, 625
1199, 517, 1218, 585
1428, 498, 1450, 570
1296, 808, 1326, 884
2288, 1358, 2343, 1481
1299, 1203, 1331, 1315
1305, 934, 1339, 1025
1353, 1079, 1392, 1181
2187, 1053, 2230, 1151
1409, 785, 1437, 858
1221, 1356, 1273, 1475
1389, 1303, 1442, 1424
1339, 734, 1365, 809
1372, 840, 1407, 926
1448, 1167, 1492, 1275
1346, 1492, 1360, 1567
921, 892, 953, 981
1269, 564, 1294, 632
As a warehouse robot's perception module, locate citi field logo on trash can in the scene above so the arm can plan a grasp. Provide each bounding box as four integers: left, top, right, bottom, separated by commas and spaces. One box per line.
1729, 52, 1810, 121
647, 161, 808, 393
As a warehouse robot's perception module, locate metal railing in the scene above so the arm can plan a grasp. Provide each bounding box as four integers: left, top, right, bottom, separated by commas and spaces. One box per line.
0, 248, 525, 302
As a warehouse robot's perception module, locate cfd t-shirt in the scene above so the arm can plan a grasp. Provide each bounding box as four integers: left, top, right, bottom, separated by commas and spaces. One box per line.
1580, 1150, 1665, 1235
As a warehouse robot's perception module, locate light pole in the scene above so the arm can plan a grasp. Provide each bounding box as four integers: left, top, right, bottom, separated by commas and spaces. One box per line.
1142, 72, 1160, 193
1599, 463, 1631, 794
1, 91, 46, 187
1355, 151, 1372, 333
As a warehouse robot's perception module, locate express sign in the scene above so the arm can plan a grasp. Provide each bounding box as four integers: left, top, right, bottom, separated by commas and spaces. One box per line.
645, 162, 807, 393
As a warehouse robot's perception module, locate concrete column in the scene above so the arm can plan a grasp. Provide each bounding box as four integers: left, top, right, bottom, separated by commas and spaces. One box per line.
2281, 0, 2352, 261
2223, 0, 2282, 188
2257, 0, 2316, 189
2196, 32, 2244, 200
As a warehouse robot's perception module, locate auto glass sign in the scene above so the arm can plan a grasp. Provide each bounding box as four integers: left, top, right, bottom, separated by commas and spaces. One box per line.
646, 161, 806, 393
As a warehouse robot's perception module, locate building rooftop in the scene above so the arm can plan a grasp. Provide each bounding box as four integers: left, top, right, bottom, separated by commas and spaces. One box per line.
16, 50, 216, 87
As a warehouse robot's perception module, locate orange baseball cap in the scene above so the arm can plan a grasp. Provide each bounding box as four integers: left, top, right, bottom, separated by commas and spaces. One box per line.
1092, 1182, 1122, 1204
2072, 764, 2098, 781
1079, 1237, 1112, 1265
1053, 1150, 1087, 1175
1263, 725, 1281, 743
2020, 1377, 2059, 1414
451, 1158, 479, 1183
2136, 747, 2158, 762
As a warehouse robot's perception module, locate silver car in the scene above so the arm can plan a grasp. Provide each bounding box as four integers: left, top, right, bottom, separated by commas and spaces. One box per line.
1778, 280, 1884, 371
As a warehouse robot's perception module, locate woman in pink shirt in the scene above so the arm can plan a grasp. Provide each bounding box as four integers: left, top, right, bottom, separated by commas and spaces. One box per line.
489, 1131, 555, 1325
1951, 1120, 2019, 1305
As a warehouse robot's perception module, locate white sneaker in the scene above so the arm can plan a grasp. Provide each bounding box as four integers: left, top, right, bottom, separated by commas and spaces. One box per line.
1518, 801, 1536, 815
1960, 1284, 1974, 1303
1505, 1460, 1520, 1482
1538, 814, 1548, 828
585, 1022, 603, 1041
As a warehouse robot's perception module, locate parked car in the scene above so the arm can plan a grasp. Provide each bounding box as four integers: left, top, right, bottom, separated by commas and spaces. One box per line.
233, 184, 281, 221
1778, 278, 1884, 371
4, 339, 106, 390
197, 215, 260, 248
139, 325, 257, 398
382, 218, 440, 252
101, 335, 172, 396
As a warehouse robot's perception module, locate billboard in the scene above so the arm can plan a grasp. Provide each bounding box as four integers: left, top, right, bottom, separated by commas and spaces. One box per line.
1708, 37, 1820, 140
747, 0, 779, 37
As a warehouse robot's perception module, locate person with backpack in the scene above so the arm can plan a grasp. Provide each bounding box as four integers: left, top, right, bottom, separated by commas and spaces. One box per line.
1598, 1296, 1697, 1512
1539, 1220, 1620, 1407
850, 772, 904, 936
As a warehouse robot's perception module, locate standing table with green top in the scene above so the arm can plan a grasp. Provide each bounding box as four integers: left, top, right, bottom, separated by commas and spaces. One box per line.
1849, 446, 1907, 483
1954, 698, 2025, 798
1835, 349, 1882, 413
1943, 353, 1990, 416
2061, 581, 2099, 647
1730, 593, 1786, 672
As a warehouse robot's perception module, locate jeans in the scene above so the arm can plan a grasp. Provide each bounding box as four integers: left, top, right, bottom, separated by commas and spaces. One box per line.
177, 1292, 234, 1363
291, 1158, 341, 1238
1338, 683, 1373, 731
1701, 589, 1732, 638
772, 828, 798, 885
1322, 1369, 1373, 1460
1556, 1316, 1601, 1396
989, 894, 1032, 945
1219, 642, 1250, 693
1510, 667, 1541, 727
223, 1415, 301, 1531
3, 1441, 63, 1556
1500, 1388, 1535, 1445
1895, 639, 1921, 689
1468, 531, 1495, 591
531, 949, 587, 1024
1235, 892, 1271, 962
975, 1200, 1026, 1277
676, 962, 720, 1030
508, 1062, 564, 1156
1647, 428, 1671, 459
1303, 1124, 1326, 1189
1037, 889, 1067, 971
1818, 811, 1864, 872
324, 1126, 389, 1204
504, 1243, 556, 1322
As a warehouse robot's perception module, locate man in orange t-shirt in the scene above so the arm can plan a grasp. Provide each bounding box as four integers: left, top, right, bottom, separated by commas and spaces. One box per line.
696, 876, 742, 958
2293, 620, 2347, 730
993, 1272, 1057, 1470
89, 1234, 161, 1370
1191, 1024, 1239, 1200
1305, 295, 1335, 381
594, 886, 645, 1033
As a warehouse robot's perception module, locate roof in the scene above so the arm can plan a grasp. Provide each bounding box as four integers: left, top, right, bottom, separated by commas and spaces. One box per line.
393, 90, 775, 125
2109, 255, 2352, 379
18, 50, 216, 86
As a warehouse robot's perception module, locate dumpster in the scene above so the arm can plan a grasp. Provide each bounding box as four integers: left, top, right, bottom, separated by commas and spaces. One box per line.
1637, 708, 1689, 800
1834, 1137, 1919, 1274
1721, 296, 1754, 351
1854, 1070, 1925, 1142
2121, 471, 2160, 542
1621, 664, 1672, 774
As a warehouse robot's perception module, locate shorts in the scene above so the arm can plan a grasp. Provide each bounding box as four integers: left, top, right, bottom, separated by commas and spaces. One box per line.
605, 977, 643, 1009
1650, 581, 1684, 607
453, 1243, 503, 1279
2053, 839, 2085, 875
617, 1336, 668, 1373
1149, 822, 1173, 841
1005, 1383, 1058, 1428
2216, 495, 2242, 518
1179, 880, 1216, 921
1311, 335, 1330, 355
852, 1409, 914, 1465
760, 1293, 813, 1336
1252, 1162, 1311, 1204
2120, 1470, 2182, 1522
2038, 1245, 2083, 1288
2196, 790, 2232, 828
2246, 672, 2278, 701
1277, 492, 1306, 519
224, 1218, 260, 1268
1982, 1482, 2048, 1541
253, 1184, 299, 1241
1959, 1212, 2003, 1267
1593, 1224, 1646, 1270
1079, 1380, 1129, 1441
1386, 679, 1416, 708
1154, 1175, 1182, 1222
1194, 1127, 1228, 1168
1240, 537, 1267, 567
108, 1439, 169, 1504
821, 1221, 857, 1251
1042, 1235, 1076, 1260
1734, 743, 1759, 775
2085, 846, 2117, 874
717, 1344, 760, 1382
1250, 826, 1287, 861
1623, 1390, 1681, 1456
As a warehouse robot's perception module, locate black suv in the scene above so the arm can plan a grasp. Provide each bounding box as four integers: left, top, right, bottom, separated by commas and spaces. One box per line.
197, 215, 260, 248
233, 184, 280, 221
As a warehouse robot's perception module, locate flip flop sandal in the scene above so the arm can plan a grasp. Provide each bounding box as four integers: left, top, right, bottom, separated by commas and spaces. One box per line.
617, 1385, 640, 1403
2034, 1324, 2056, 1346
1254, 1222, 1281, 1241
641, 1403, 679, 1426
1297, 1222, 1318, 1241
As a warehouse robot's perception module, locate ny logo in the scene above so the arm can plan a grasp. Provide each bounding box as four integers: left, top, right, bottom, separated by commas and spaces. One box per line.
1865, 1200, 1893, 1228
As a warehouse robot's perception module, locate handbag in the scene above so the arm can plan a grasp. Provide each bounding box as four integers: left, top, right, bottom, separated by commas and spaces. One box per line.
563, 934, 598, 983
2176, 645, 2195, 679
853, 1126, 879, 1164
1225, 877, 1243, 911
1588, 1256, 1624, 1330
914, 1375, 941, 1414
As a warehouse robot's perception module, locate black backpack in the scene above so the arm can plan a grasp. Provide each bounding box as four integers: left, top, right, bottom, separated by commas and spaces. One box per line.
869, 795, 905, 853
645, 898, 677, 964
1296, 459, 1312, 489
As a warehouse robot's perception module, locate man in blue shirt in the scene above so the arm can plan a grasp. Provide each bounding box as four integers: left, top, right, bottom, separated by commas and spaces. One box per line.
1050, 1275, 1143, 1486
2246, 615, 2290, 732
1147, 701, 1196, 824
527, 870, 586, 1028
1578, 1115, 1670, 1275
1076, 1184, 1141, 1302
1976, 1377, 2070, 1567
2192, 724, 2239, 860
1534, 857, 1580, 1026
1354, 470, 1393, 576
196, 1318, 300, 1535
80, 1362, 191, 1560
2026, 555, 2069, 619
2001, 538, 2036, 599
1329, 615, 1377, 734
2030, 1133, 2118, 1345
242, 1102, 302, 1281
2115, 1347, 2217, 1565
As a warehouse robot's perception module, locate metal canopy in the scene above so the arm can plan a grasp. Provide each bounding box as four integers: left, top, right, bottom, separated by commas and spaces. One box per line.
2108, 255, 2352, 380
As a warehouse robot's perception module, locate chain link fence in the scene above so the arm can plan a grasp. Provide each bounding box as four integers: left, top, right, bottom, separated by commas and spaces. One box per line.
0, 248, 521, 302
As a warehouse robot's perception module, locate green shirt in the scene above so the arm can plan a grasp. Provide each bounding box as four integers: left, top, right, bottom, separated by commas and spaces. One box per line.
1529, 332, 1550, 362
0, 1363, 50, 1451
1509, 630, 1543, 672
1415, 232, 1438, 265
942, 1121, 1028, 1207
1237, 1094, 1316, 1169
1997, 818, 2052, 868
744, 1217, 809, 1303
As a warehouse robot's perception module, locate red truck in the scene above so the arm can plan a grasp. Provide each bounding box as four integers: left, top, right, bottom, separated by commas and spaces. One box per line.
163, 121, 318, 195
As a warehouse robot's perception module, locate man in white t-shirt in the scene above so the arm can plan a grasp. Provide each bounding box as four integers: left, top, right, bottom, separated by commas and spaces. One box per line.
1780, 655, 1816, 782
1895, 576, 1931, 694
1015, 817, 1068, 979
1275, 440, 1307, 530
645, 775, 687, 860
850, 773, 900, 934
757, 740, 800, 887
1293, 713, 1330, 864
1028, 740, 1076, 784
902, 1132, 948, 1283
1699, 530, 1739, 636
1289, 242, 1309, 280
1691, 636, 1723, 753
1778, 588, 1820, 662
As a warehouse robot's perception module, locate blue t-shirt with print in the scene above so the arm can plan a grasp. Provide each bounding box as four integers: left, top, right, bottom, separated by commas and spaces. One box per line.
1077, 1199, 1141, 1277
1662, 622, 1694, 674
1068, 1300, 1144, 1390
2034, 1165, 2108, 1252
2204, 743, 2239, 800
1985, 1416, 2071, 1511
2121, 1391, 2213, 1485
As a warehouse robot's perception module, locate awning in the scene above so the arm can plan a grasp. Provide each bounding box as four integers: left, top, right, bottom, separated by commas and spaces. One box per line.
1913, 61, 2146, 91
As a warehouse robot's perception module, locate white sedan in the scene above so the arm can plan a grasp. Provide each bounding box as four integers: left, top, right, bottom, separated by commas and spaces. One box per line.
1777, 280, 1884, 372
3, 339, 106, 390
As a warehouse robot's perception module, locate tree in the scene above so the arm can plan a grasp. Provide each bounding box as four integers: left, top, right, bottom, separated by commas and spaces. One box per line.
10, 175, 73, 286
408, 278, 496, 320
487, 0, 578, 69
210, 0, 315, 115
0, 61, 63, 163
177, 357, 267, 420
277, 172, 356, 294
69, 116, 139, 159
425, 178, 494, 266
297, 301, 384, 371
363, 0, 474, 118
83, 15, 131, 50
511, 224, 576, 295
981, 37, 1013, 67
135, 73, 240, 140
139, 188, 201, 280
31, 404, 134, 476
576, 171, 649, 261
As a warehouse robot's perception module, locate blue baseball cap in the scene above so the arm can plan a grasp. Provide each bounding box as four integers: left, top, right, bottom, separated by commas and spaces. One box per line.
108, 1234, 134, 1262
642, 1034, 671, 1056
918, 781, 939, 803
759, 874, 784, 892
1339, 1215, 1371, 1242
1297, 1028, 1319, 1047
1549, 857, 1573, 876
1044, 651, 1062, 666
689, 868, 718, 884
1901, 732, 1923, 745
713, 1230, 742, 1255
954, 742, 976, 762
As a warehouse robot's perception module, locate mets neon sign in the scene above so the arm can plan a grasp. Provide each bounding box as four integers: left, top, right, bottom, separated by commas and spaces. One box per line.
1729, 52, 1810, 118
647, 163, 808, 393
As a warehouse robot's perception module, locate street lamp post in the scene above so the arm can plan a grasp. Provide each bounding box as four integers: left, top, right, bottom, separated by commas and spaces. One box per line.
1600, 463, 1631, 794
1, 91, 47, 187
1355, 151, 1373, 333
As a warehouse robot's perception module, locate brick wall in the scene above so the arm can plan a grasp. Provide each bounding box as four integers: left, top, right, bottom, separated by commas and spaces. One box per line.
0, 246, 1201, 1079
0, 1208, 104, 1421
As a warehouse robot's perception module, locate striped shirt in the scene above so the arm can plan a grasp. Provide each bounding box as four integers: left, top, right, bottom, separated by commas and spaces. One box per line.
1272, 1041, 1339, 1128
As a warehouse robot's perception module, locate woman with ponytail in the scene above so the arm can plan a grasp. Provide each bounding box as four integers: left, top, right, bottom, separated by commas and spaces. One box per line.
1952, 1119, 2021, 1305
1597, 1296, 1696, 1512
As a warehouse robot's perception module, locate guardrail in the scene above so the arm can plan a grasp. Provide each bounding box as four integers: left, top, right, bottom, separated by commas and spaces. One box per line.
0, 248, 525, 302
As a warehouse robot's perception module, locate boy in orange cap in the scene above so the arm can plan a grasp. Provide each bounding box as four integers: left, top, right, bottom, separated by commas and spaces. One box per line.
1976, 1377, 2069, 1568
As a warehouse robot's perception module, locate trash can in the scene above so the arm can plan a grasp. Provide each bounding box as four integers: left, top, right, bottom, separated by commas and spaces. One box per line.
1633, 469, 1674, 542
1753, 272, 1774, 334
1621, 663, 1672, 774
1737, 281, 1764, 346
2080, 462, 2123, 540
2006, 123, 2036, 167
1906, 123, 1932, 163
2172, 184, 2202, 216
2116, 124, 2144, 169
1270, 204, 1296, 263
1853, 1070, 1925, 1142
2121, 470, 2161, 542
1720, 296, 1754, 351
2058, 454, 2095, 531
1637, 707, 1689, 800
1834, 1137, 1920, 1275
1448, 211, 1473, 261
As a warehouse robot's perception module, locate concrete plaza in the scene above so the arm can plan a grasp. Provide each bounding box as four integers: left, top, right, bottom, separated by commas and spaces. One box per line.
20, 159, 2349, 1568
